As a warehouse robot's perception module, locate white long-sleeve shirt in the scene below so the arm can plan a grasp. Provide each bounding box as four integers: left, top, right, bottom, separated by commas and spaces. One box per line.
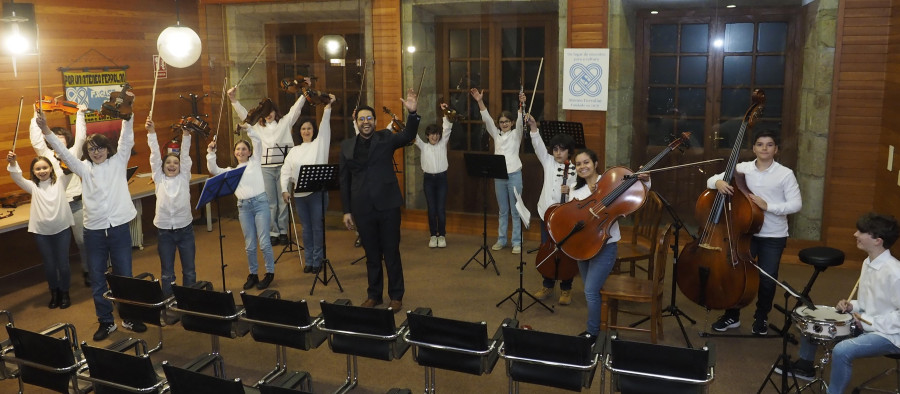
481, 109, 523, 174
45, 117, 136, 230
149, 132, 193, 229
706, 160, 802, 238
851, 250, 900, 349
231, 95, 306, 167
7, 162, 73, 235
531, 129, 576, 220
413, 117, 453, 174
207, 127, 266, 200
29, 112, 86, 202
280, 108, 333, 198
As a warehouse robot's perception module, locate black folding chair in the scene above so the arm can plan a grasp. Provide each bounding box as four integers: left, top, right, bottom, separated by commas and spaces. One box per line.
499, 326, 602, 393
3, 322, 87, 393
104, 273, 177, 353
79, 338, 166, 394
162, 360, 253, 394
603, 331, 715, 394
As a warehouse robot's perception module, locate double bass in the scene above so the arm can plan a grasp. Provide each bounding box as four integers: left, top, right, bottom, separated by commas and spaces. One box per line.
534, 160, 578, 280
676, 89, 766, 310
546, 133, 690, 260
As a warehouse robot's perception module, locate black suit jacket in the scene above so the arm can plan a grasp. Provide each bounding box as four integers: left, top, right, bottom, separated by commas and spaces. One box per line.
340, 113, 421, 216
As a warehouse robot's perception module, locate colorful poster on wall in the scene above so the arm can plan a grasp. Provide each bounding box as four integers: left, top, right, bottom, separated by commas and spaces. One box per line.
562, 48, 609, 111
61, 69, 128, 141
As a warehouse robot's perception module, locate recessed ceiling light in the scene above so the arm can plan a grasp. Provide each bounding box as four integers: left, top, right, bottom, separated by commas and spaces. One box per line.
726, 4, 736, 8
650, 10, 659, 14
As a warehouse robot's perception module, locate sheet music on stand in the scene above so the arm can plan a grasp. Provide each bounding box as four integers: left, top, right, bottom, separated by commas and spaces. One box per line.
262, 145, 290, 166
538, 121, 586, 149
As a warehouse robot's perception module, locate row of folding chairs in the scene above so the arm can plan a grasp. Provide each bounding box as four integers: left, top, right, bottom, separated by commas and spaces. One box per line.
0, 272, 717, 393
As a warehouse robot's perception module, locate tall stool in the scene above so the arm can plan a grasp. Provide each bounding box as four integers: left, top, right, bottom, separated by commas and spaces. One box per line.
797, 246, 846, 293
852, 353, 900, 394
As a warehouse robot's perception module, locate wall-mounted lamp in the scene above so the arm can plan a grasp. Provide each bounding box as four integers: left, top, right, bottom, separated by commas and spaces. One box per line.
1, 1, 35, 56
317, 34, 347, 65
157, 0, 201, 68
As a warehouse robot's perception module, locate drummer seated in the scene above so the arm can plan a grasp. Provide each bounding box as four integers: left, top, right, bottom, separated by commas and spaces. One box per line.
775, 213, 900, 393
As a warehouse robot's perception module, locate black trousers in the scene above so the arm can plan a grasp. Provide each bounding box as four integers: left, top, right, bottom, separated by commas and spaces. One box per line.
355, 207, 404, 302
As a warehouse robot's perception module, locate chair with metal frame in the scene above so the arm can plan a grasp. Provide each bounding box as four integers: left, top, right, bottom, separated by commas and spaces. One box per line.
0, 310, 16, 380
852, 353, 900, 394
403, 311, 517, 393
104, 272, 178, 354
615, 191, 665, 278
499, 326, 602, 393
78, 338, 167, 394
2, 322, 88, 393
317, 299, 421, 394
602, 331, 715, 394
239, 290, 326, 392
162, 360, 251, 394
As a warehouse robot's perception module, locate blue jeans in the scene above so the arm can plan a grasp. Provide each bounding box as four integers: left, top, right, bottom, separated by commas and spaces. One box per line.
157, 224, 197, 296
494, 170, 523, 247
799, 332, 900, 393
294, 192, 327, 268
262, 165, 289, 237
578, 243, 618, 335
723, 236, 787, 321
34, 228, 72, 291
85, 223, 133, 323
423, 171, 448, 236
237, 193, 275, 274
539, 220, 572, 290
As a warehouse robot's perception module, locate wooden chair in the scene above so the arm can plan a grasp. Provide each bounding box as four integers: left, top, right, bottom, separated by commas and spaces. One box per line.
615, 191, 664, 279
600, 224, 673, 343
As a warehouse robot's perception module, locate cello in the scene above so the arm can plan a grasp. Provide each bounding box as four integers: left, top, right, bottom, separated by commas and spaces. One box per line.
546, 133, 690, 261
534, 160, 579, 280
676, 89, 766, 310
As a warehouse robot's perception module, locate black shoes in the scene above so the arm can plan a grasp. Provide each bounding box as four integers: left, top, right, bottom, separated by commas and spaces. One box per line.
774, 359, 815, 381
93, 322, 117, 341
243, 274, 259, 290
312, 265, 322, 274
270, 236, 280, 246
278, 234, 288, 245
48, 289, 59, 309
303, 265, 313, 273
257, 273, 274, 290
752, 319, 769, 336
122, 320, 147, 333
59, 291, 71, 309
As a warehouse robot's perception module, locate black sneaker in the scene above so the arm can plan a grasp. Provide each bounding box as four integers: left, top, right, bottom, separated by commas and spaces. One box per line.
257, 273, 274, 290
270, 236, 280, 246
303, 265, 313, 274
121, 320, 147, 333
752, 319, 768, 336
83, 272, 91, 287
93, 322, 117, 341
278, 234, 288, 245
711, 315, 740, 332
243, 274, 259, 290
312, 265, 322, 274
774, 359, 815, 381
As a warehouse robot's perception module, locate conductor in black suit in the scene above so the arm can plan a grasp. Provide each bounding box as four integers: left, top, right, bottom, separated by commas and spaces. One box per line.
341, 88, 420, 312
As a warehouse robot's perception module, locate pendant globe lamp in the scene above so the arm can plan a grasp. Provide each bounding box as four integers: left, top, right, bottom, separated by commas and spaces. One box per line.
157, 0, 201, 68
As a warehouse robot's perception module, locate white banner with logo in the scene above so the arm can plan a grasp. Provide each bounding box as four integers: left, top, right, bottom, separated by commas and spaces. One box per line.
562, 48, 609, 111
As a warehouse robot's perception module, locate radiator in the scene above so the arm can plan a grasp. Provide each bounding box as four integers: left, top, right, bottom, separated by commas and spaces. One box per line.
129, 200, 143, 250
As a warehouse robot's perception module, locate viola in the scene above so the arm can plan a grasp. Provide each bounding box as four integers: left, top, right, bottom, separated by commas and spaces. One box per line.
545, 133, 690, 261
35, 96, 90, 115
676, 89, 766, 311
534, 160, 579, 280
382, 106, 414, 146
100, 83, 134, 121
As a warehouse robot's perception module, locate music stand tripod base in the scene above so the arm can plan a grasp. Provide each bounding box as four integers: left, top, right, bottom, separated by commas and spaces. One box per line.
460, 153, 507, 276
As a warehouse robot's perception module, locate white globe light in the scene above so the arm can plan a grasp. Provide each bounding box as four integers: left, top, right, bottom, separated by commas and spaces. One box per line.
4, 33, 29, 55
157, 25, 202, 68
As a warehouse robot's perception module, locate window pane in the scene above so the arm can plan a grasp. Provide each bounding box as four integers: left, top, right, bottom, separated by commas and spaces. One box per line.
325, 64, 344, 86
471, 29, 487, 57
502, 93, 520, 114
502, 61, 521, 90
647, 117, 673, 146
724, 23, 754, 53
758, 22, 787, 52
471, 61, 488, 87
677, 119, 705, 148
449, 123, 466, 150
277, 35, 293, 56
723, 56, 752, 86
755, 120, 782, 136
650, 24, 677, 53
450, 29, 467, 58
721, 88, 752, 118
755, 56, 785, 85
760, 88, 783, 118
295, 34, 312, 57
678, 88, 706, 116
502, 28, 520, 57
345, 34, 362, 60
679, 56, 707, 85
649, 56, 677, 84
681, 24, 708, 53
524, 27, 544, 57
717, 118, 746, 149
648, 87, 675, 115
449, 61, 467, 88
470, 128, 489, 151
525, 60, 543, 90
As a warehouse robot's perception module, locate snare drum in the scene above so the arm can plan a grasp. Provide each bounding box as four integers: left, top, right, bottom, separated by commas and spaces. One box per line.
792, 305, 856, 343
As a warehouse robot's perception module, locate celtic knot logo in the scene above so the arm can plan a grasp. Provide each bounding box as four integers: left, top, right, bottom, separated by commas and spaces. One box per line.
568, 63, 603, 97
66, 88, 91, 106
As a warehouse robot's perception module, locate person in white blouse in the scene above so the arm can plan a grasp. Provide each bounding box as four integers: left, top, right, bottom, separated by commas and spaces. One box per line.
6, 151, 73, 310
280, 94, 335, 273
146, 117, 196, 296
207, 123, 276, 291
228, 81, 308, 247
470, 88, 526, 254
777, 213, 900, 393
41, 103, 144, 341
708, 129, 802, 336
413, 103, 453, 248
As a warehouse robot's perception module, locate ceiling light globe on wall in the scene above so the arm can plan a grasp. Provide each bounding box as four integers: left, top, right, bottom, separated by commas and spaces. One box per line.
157, 25, 201, 68
317, 35, 347, 61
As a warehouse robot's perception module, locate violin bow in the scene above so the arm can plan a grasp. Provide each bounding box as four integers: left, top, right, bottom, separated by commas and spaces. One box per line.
526, 57, 543, 118
213, 76, 228, 143
354, 60, 369, 115
416, 66, 426, 97
627, 158, 724, 177
149, 56, 161, 119
233, 44, 268, 90
36, 24, 43, 115
11, 97, 24, 152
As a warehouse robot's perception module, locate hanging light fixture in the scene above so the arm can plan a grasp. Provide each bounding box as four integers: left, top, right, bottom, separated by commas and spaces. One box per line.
317, 35, 347, 65
1, 1, 36, 77
157, 0, 201, 68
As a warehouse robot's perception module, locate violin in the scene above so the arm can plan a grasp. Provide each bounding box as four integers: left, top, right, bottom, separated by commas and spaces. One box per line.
545, 133, 690, 261
100, 83, 134, 121
382, 106, 414, 146
676, 90, 766, 311
280, 76, 332, 106
179, 116, 210, 138
534, 160, 579, 280
35, 96, 90, 115
440, 102, 465, 122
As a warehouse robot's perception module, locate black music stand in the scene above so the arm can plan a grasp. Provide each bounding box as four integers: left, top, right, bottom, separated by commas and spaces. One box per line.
538, 120, 586, 149
293, 164, 344, 295
196, 166, 246, 291
461, 153, 506, 275
496, 200, 553, 316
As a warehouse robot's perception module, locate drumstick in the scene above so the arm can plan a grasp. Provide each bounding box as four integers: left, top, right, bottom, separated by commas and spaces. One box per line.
847, 275, 861, 301
853, 312, 872, 325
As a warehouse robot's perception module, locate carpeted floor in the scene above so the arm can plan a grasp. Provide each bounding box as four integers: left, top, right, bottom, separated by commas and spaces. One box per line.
0, 212, 895, 393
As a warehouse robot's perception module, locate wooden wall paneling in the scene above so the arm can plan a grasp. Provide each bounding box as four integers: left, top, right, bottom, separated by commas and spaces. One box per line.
565, 0, 608, 160
372, 0, 405, 196
876, 0, 900, 258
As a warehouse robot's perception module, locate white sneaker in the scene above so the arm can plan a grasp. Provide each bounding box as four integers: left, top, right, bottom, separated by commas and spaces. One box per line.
429, 236, 438, 248
491, 242, 505, 251
437, 236, 447, 248
512, 245, 521, 254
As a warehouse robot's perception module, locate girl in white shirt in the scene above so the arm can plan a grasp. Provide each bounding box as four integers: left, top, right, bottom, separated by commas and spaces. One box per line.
207, 124, 276, 291
280, 94, 334, 273
470, 88, 526, 254
147, 118, 197, 296
6, 152, 73, 310
413, 103, 453, 248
